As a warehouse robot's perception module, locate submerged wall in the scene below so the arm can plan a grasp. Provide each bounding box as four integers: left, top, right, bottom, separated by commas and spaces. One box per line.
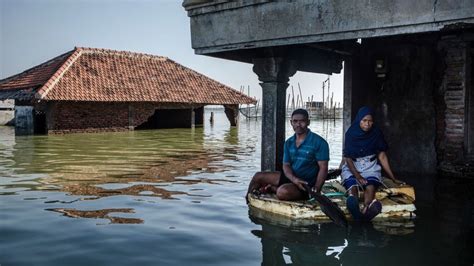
45, 102, 204, 134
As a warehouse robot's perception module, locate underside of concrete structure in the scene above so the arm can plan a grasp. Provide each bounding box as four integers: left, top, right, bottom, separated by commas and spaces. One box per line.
184, 0, 474, 177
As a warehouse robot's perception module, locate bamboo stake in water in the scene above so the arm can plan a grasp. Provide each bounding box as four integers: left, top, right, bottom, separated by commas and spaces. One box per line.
247, 85, 250, 119
298, 83, 304, 109
322, 80, 325, 120
287, 93, 291, 116
291, 86, 295, 111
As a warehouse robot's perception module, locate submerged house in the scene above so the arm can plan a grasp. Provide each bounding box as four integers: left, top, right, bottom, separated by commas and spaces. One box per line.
183, 0, 474, 177
0, 47, 256, 135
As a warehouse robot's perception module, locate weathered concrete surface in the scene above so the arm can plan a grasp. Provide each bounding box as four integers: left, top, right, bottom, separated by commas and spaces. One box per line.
224, 104, 239, 126
0, 110, 14, 125
0, 99, 14, 108
186, 0, 474, 55
253, 57, 297, 171
0, 99, 14, 125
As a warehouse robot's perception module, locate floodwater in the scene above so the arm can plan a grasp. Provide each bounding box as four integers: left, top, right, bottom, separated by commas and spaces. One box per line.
0, 110, 472, 266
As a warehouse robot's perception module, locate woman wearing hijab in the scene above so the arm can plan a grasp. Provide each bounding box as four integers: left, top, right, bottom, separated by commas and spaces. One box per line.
341, 106, 403, 221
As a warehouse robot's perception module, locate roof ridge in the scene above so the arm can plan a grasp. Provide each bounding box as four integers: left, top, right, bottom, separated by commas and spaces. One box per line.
76, 47, 168, 61
36, 48, 84, 100
165, 57, 252, 99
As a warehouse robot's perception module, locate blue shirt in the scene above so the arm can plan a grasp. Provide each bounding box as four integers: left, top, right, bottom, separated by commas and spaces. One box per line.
283, 129, 330, 186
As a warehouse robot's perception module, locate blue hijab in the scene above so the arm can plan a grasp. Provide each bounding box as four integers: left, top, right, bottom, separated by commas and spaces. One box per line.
343, 106, 387, 159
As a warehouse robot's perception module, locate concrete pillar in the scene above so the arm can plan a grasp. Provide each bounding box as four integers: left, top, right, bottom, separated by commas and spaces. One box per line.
343, 52, 363, 149
15, 106, 34, 135
224, 104, 238, 126
191, 108, 196, 127
46, 101, 55, 133
343, 57, 354, 140
253, 57, 297, 171
194, 106, 204, 125
128, 104, 135, 130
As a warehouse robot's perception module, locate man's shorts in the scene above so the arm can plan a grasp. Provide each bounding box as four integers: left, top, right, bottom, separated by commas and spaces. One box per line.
278, 173, 292, 186
277, 173, 311, 199
342, 175, 382, 191
278, 173, 315, 187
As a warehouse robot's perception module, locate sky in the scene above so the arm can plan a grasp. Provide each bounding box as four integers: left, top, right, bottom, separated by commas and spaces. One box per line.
0, 0, 344, 104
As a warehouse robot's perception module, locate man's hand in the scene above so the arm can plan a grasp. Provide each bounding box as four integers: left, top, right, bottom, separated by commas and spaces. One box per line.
391, 178, 406, 186
291, 177, 308, 191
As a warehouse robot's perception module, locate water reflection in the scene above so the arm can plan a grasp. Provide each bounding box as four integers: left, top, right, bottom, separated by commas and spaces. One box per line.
431, 177, 474, 265
62, 183, 187, 200
1, 113, 473, 265
47, 208, 143, 224
249, 206, 418, 266
0, 126, 240, 197
0, 122, 248, 228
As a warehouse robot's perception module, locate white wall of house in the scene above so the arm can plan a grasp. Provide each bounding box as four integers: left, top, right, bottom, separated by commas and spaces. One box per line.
0, 99, 14, 126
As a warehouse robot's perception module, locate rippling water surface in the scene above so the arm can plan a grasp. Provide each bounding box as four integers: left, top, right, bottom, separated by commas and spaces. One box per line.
0, 110, 472, 265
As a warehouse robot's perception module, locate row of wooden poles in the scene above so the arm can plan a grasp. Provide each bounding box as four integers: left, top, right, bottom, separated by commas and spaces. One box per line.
239, 76, 341, 120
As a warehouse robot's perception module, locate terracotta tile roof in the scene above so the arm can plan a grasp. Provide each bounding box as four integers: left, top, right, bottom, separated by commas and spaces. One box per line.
0, 50, 73, 90
0, 47, 256, 105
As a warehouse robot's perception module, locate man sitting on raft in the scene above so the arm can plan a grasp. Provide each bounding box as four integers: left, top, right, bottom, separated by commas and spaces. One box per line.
247, 109, 329, 201
342, 106, 404, 221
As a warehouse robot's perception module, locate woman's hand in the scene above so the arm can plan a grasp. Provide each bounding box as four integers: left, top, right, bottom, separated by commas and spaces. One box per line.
356, 175, 367, 185
345, 157, 366, 185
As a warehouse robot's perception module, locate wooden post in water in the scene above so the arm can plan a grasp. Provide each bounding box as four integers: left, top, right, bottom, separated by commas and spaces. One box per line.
331, 92, 334, 122
291, 86, 295, 111
210, 111, 214, 124
255, 99, 260, 119
322, 80, 325, 120
286, 93, 291, 116
247, 85, 251, 118
298, 83, 303, 109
